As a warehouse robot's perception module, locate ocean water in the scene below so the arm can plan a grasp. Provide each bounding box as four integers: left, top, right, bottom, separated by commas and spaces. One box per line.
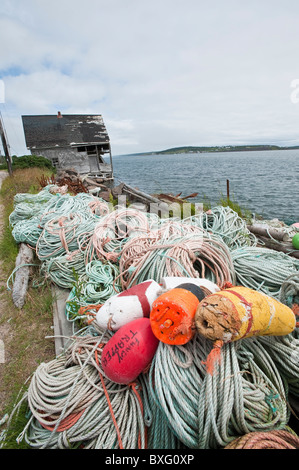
107, 149, 299, 224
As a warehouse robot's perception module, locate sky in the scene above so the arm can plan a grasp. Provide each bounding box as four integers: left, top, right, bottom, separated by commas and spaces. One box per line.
1, 0, 299, 156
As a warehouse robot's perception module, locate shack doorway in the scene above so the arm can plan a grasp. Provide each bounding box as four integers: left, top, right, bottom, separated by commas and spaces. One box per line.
88, 154, 100, 172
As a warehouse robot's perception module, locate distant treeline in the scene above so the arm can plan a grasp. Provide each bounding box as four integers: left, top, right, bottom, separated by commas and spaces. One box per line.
124, 144, 299, 156
153, 144, 299, 155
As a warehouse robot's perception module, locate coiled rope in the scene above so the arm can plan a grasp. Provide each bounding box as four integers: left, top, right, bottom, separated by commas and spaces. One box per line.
138, 373, 184, 449
257, 332, 299, 398
40, 251, 87, 289
65, 260, 121, 325
185, 205, 257, 249
37, 191, 109, 228
13, 334, 147, 449
118, 230, 236, 290
12, 217, 43, 247
224, 429, 299, 449
36, 213, 98, 261
9, 187, 56, 227
280, 273, 299, 310
84, 207, 156, 263
148, 334, 289, 449
231, 247, 299, 300
6, 187, 299, 449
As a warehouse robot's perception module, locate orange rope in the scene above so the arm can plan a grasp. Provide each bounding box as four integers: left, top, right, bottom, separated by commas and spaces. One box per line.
78, 304, 103, 324
129, 381, 147, 449
95, 349, 124, 449
291, 304, 299, 327
202, 339, 224, 375
40, 409, 85, 432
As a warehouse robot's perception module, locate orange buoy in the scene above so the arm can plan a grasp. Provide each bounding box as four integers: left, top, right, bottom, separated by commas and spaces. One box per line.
150, 283, 205, 345
101, 318, 159, 384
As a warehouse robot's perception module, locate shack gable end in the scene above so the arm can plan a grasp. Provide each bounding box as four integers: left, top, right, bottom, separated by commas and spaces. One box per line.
21, 113, 113, 178
22, 114, 110, 150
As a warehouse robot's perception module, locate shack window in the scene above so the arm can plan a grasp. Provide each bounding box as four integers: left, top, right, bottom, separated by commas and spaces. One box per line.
87, 146, 96, 155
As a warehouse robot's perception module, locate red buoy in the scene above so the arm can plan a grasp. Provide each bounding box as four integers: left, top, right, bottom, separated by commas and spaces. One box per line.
101, 318, 159, 384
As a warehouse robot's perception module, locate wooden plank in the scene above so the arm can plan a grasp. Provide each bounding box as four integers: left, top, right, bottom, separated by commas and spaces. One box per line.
257, 236, 299, 259
12, 243, 34, 309
122, 183, 162, 204
51, 286, 73, 356
247, 224, 290, 242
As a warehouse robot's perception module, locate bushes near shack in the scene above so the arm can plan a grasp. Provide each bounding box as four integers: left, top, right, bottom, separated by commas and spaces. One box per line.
0, 155, 56, 171
12, 155, 55, 171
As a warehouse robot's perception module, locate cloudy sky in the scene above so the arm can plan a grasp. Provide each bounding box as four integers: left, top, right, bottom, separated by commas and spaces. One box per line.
1, 0, 299, 156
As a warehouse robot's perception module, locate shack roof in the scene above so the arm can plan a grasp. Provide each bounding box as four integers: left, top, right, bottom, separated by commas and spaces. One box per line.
22, 113, 110, 150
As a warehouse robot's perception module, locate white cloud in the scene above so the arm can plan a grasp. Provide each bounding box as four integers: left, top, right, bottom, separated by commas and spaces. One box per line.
1, 0, 299, 156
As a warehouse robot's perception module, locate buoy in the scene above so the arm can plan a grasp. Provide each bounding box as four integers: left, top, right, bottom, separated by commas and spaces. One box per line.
150, 283, 206, 345
195, 285, 296, 374
292, 233, 299, 250
101, 318, 159, 384
96, 280, 161, 331
292, 222, 299, 229
160, 277, 220, 296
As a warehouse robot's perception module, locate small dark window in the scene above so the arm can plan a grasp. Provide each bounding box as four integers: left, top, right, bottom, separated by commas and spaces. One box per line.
86, 146, 96, 155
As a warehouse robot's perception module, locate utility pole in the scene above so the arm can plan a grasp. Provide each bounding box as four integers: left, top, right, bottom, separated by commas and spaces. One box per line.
0, 112, 13, 176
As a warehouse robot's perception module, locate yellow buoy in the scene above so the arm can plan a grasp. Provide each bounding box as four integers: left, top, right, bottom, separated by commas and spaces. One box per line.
195, 286, 297, 374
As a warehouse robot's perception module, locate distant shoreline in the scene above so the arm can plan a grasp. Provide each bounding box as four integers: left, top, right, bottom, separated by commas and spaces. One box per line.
117, 144, 299, 157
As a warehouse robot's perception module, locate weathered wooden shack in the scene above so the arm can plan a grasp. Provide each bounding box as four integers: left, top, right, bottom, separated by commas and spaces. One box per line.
21, 112, 113, 179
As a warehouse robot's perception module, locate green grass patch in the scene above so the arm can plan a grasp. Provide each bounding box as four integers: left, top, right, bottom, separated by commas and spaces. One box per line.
0, 167, 56, 449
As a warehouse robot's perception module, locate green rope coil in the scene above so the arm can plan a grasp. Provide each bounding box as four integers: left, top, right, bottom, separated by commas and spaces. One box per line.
12, 217, 43, 247
280, 273, 299, 308
12, 335, 147, 449
185, 205, 257, 249
40, 251, 87, 289
65, 260, 121, 324
36, 213, 98, 261
258, 332, 299, 397
231, 247, 299, 300
148, 334, 289, 449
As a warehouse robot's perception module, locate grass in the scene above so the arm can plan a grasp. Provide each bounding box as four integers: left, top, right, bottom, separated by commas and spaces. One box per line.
218, 194, 253, 221
0, 167, 56, 449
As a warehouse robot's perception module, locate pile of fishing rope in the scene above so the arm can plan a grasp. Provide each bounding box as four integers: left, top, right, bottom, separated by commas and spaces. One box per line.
224, 430, 299, 449
3, 185, 299, 449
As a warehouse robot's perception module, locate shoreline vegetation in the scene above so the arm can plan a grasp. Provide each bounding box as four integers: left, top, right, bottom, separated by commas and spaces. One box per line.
0, 167, 56, 448
118, 144, 299, 157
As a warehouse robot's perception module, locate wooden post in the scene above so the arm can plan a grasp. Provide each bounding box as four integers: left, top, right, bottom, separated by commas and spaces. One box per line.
226, 179, 230, 200
0, 113, 12, 176
12, 243, 34, 308
247, 224, 290, 242
109, 143, 114, 179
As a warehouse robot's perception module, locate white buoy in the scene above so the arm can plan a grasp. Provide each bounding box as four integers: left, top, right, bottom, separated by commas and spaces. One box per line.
95, 280, 162, 331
